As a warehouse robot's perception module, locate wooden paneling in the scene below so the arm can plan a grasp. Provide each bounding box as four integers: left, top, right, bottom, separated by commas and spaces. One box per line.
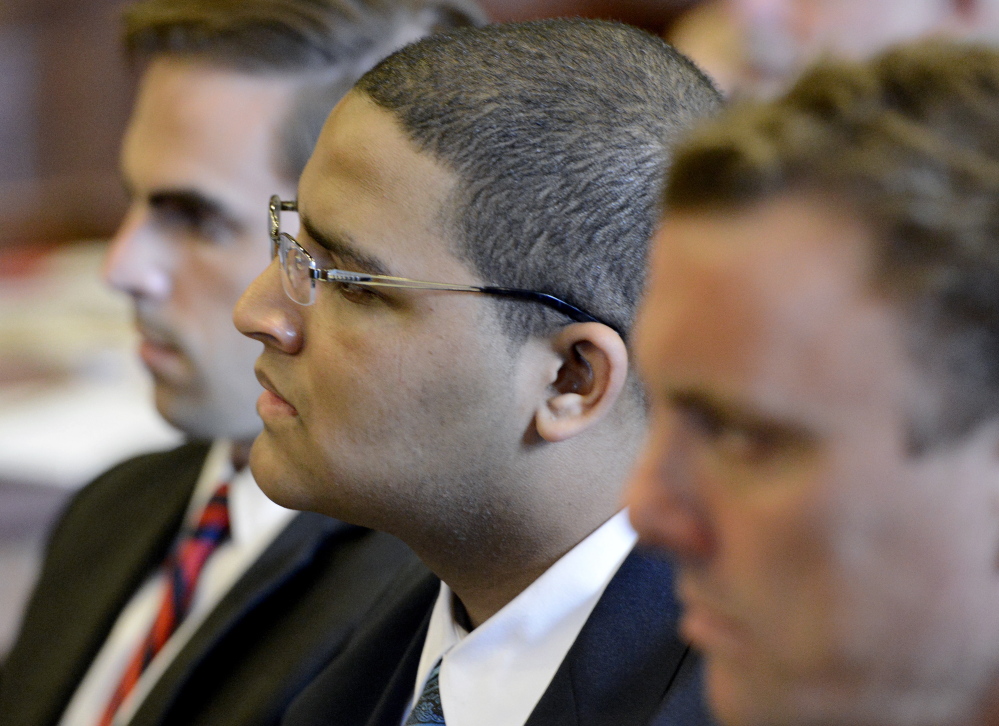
0, 0, 133, 247
0, 0, 698, 247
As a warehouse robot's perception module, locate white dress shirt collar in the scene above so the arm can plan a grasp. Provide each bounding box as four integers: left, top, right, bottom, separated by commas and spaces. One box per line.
407, 510, 638, 726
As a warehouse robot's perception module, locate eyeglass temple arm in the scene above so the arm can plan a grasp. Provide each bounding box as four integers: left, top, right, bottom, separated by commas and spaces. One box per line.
479, 286, 602, 325
315, 270, 606, 328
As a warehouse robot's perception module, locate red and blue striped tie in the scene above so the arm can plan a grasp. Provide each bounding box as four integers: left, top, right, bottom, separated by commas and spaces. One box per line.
98, 483, 231, 726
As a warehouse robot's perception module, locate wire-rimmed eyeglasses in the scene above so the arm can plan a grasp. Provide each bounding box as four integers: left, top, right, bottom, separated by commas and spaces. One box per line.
269, 196, 610, 327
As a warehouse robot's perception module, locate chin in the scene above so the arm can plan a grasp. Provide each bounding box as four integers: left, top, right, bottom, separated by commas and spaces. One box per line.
247, 433, 312, 511
154, 389, 216, 440
705, 658, 797, 726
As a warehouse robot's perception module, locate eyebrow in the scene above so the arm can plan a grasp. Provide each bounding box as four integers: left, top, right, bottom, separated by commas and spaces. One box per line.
148, 189, 225, 214
670, 387, 815, 443
299, 213, 393, 277
146, 188, 241, 233
671, 389, 729, 419
670, 388, 764, 432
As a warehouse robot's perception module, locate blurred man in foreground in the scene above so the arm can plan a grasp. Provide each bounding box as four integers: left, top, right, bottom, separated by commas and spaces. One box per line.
235, 19, 722, 726
0, 2, 482, 725
627, 41, 999, 726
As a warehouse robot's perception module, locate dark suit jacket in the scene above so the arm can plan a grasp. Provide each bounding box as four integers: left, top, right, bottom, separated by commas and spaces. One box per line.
283, 545, 713, 726
0, 441, 419, 726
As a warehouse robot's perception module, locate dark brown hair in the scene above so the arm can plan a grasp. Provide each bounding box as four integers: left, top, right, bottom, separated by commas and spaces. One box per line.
665, 41, 999, 450
123, 0, 486, 179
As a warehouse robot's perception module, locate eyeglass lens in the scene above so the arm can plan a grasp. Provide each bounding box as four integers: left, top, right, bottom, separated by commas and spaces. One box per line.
278, 234, 315, 306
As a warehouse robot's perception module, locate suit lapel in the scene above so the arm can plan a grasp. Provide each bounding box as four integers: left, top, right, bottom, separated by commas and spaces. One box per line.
128, 512, 355, 726
526, 548, 693, 726
648, 652, 716, 726
364, 611, 432, 726
277, 560, 439, 726
0, 442, 208, 726
68, 444, 206, 676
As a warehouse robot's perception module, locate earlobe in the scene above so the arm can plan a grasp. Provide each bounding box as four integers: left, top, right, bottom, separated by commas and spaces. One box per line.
535, 323, 629, 443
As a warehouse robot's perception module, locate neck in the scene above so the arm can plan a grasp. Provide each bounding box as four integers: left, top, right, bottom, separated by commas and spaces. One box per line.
410, 497, 623, 628
401, 427, 642, 627
230, 439, 254, 471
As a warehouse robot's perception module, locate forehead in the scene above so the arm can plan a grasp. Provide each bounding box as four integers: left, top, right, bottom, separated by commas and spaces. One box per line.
638, 196, 917, 424
297, 91, 462, 277
122, 57, 300, 196
792, 0, 947, 55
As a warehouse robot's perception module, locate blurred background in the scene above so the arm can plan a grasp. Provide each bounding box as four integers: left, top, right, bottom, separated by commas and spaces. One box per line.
0, 0, 709, 657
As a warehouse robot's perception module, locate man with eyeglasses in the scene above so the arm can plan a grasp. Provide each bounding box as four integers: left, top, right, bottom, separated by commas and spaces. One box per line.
0, 2, 483, 726
236, 20, 722, 726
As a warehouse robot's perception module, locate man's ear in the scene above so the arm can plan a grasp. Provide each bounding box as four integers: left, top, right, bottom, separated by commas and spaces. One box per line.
535, 323, 629, 443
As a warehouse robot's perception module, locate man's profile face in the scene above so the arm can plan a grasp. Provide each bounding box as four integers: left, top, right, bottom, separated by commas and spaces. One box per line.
730, 0, 950, 90
625, 195, 999, 726
104, 58, 300, 440
235, 92, 532, 536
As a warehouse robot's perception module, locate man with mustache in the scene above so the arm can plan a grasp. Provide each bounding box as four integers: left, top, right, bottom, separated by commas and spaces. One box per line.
0, 1, 483, 725
627, 40, 999, 726
235, 19, 722, 726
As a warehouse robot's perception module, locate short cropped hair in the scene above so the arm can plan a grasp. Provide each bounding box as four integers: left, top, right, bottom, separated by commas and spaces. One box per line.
123, 0, 485, 179
665, 41, 999, 451
354, 19, 722, 342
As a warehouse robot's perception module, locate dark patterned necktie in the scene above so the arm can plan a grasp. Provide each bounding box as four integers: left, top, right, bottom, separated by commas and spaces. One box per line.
97, 483, 231, 726
405, 659, 446, 725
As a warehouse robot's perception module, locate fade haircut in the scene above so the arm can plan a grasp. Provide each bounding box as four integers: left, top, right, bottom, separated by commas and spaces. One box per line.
665, 41, 999, 452
354, 19, 722, 342
123, 0, 485, 180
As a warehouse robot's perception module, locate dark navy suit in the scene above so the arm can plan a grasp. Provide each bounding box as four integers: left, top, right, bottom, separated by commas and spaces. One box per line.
283, 546, 714, 726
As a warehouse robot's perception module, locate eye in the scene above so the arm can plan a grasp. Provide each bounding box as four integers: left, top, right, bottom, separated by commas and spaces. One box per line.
712, 423, 784, 464
151, 198, 237, 243
335, 281, 382, 304
675, 398, 803, 467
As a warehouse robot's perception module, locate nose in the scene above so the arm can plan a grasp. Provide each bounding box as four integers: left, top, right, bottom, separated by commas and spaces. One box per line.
625, 413, 715, 562
233, 258, 303, 355
103, 204, 172, 301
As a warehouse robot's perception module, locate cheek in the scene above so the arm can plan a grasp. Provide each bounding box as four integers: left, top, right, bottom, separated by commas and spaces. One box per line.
297, 317, 513, 475
717, 488, 840, 655
172, 247, 268, 328
829, 476, 999, 678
